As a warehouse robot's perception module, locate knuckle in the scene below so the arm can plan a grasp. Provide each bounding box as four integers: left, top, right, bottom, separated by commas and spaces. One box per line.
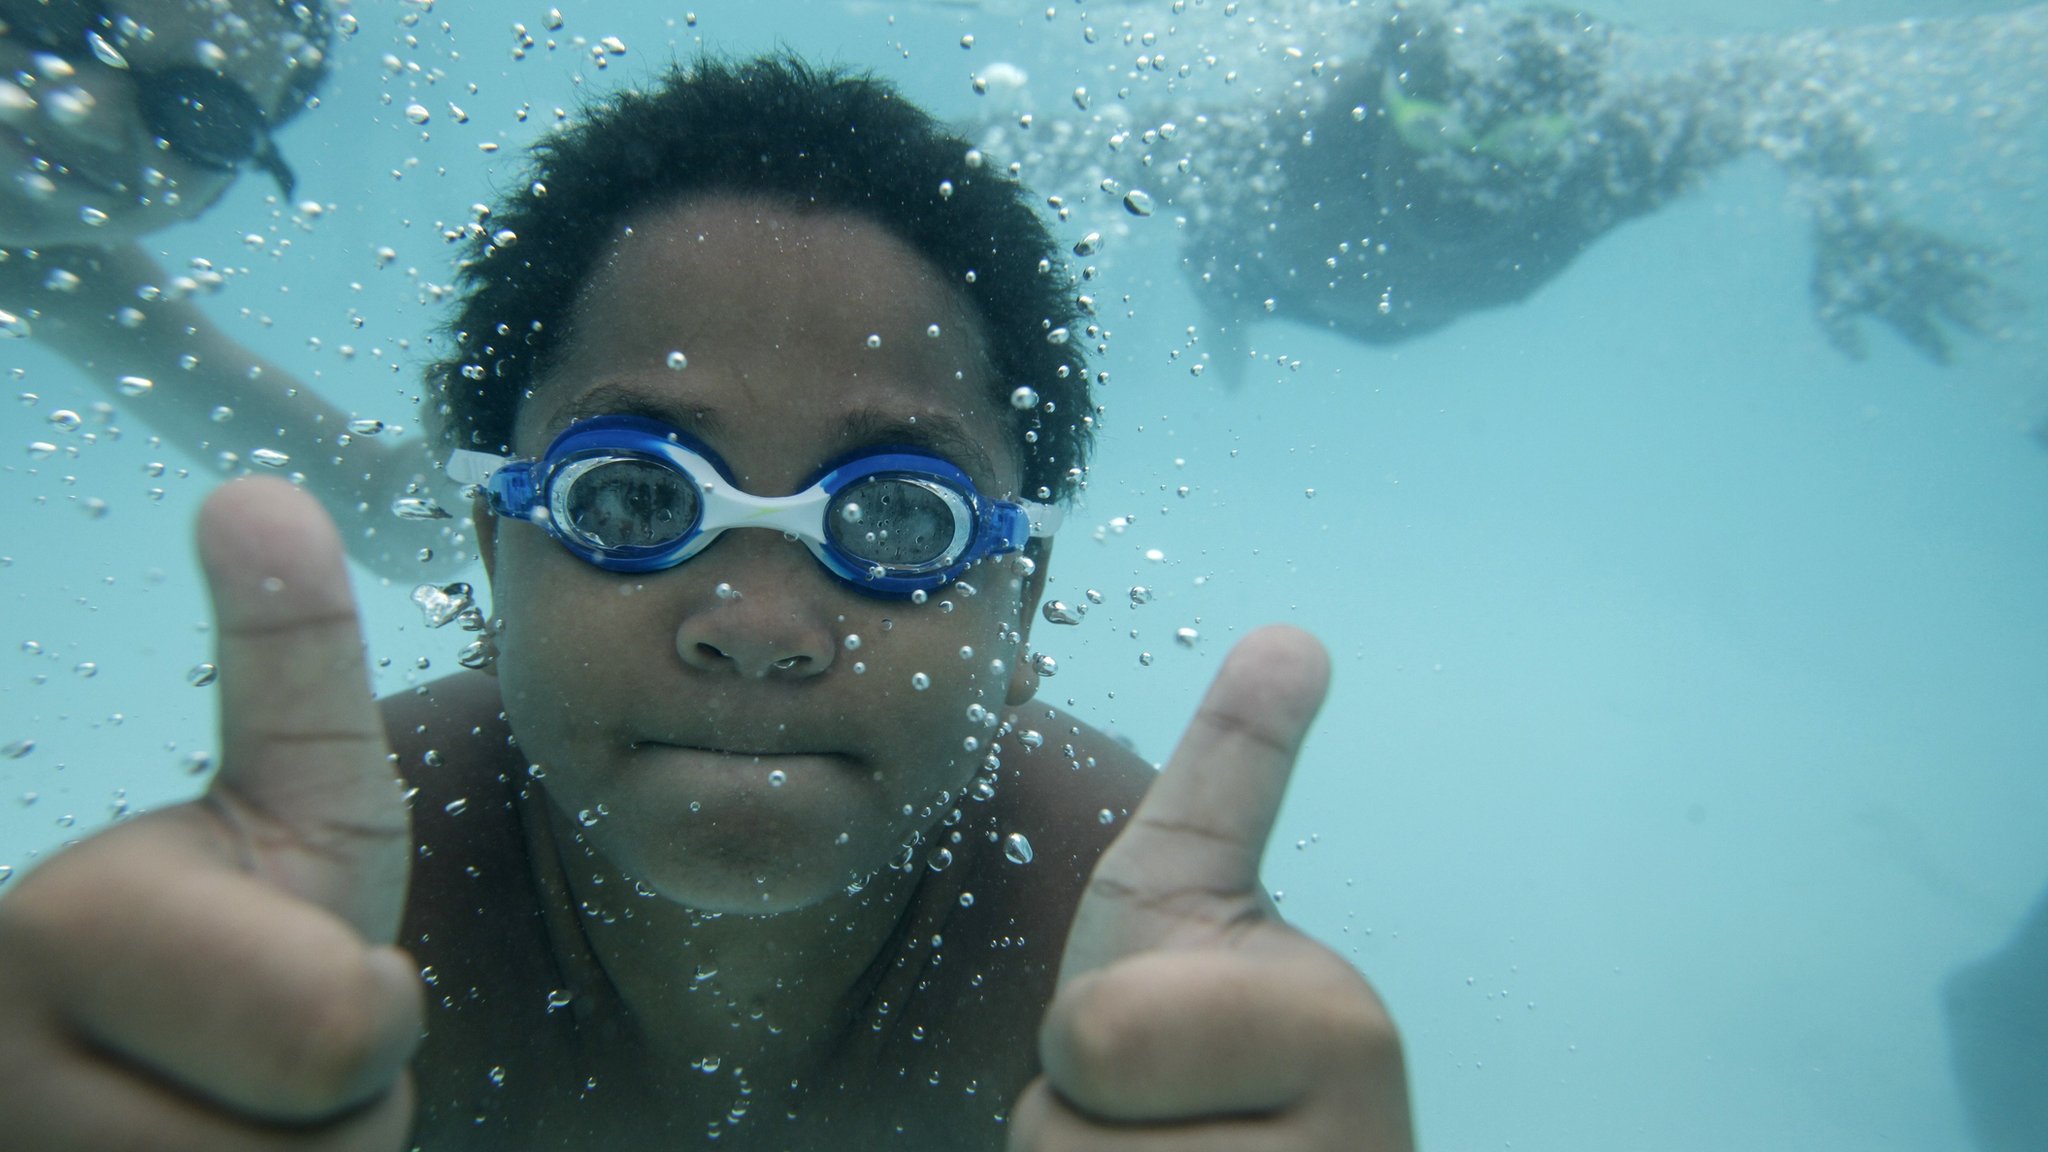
1054, 969, 1160, 1085
262, 952, 407, 1112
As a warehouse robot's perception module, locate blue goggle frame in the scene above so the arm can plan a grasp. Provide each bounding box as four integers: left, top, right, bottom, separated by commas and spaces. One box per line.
446, 414, 1061, 598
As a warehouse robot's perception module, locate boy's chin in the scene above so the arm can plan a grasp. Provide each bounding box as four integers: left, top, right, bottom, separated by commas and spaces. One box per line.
625, 853, 907, 917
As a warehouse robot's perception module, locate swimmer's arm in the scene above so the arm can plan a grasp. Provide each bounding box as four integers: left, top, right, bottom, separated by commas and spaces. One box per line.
1, 241, 455, 578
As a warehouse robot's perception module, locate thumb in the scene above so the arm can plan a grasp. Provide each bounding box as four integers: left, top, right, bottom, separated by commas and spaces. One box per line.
199, 476, 410, 943
1058, 624, 1330, 985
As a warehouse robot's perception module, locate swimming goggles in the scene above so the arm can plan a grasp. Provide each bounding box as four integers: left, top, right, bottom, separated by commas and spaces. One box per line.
446, 415, 1062, 598
5, 7, 297, 197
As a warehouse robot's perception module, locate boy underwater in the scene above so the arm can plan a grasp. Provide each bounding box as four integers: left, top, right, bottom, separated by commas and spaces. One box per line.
0, 56, 1413, 1150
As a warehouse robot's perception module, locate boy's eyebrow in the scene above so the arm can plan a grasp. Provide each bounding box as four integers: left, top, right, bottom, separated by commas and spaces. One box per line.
836, 408, 1009, 484
553, 381, 725, 440
549, 383, 1013, 486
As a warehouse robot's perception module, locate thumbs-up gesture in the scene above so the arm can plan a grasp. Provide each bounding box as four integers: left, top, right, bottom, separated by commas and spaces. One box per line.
1010, 627, 1414, 1150
0, 478, 421, 1149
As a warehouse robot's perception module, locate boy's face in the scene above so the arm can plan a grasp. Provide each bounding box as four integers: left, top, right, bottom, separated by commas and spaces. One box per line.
477, 195, 1047, 914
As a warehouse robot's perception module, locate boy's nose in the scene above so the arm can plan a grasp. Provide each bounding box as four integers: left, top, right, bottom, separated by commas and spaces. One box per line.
672, 534, 838, 679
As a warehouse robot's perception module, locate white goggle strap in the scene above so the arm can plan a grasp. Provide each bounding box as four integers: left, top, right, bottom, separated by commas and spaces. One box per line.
1019, 500, 1063, 538
446, 447, 508, 486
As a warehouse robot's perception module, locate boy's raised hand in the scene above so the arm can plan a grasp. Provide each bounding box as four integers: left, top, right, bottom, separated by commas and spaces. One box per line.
0, 478, 420, 1150
1012, 627, 1414, 1151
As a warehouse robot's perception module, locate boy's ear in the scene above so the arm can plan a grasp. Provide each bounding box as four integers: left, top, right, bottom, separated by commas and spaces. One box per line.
1005, 538, 1053, 707
472, 498, 500, 585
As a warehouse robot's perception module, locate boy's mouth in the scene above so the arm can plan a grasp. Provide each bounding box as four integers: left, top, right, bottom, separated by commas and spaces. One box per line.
630, 741, 854, 768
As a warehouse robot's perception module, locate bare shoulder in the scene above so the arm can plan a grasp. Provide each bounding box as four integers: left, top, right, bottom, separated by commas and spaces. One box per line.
877, 700, 1155, 1133
381, 674, 577, 1141
996, 702, 1158, 884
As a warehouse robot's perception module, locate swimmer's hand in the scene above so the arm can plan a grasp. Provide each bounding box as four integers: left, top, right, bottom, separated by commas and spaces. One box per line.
1811, 213, 2015, 365
1011, 627, 1414, 1151
0, 477, 420, 1149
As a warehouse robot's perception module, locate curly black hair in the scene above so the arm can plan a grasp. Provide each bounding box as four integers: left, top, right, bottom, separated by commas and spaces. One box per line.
426, 54, 1094, 503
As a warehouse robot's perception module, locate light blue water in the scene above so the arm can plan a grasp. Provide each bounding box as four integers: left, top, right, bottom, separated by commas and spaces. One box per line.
3, 2, 2045, 1149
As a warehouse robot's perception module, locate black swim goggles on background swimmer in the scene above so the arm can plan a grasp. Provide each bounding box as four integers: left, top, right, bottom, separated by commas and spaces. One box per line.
4, 4, 298, 197
446, 415, 1063, 599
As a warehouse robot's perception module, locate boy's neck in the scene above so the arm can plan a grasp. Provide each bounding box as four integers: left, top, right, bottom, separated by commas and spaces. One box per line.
535, 793, 940, 1087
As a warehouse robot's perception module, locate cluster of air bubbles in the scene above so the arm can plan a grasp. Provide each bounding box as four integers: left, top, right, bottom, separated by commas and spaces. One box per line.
411, 582, 483, 630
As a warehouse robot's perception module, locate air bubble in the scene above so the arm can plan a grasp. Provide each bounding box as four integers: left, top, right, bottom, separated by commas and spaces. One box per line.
250, 448, 291, 468
186, 663, 217, 687
1031, 652, 1058, 676
1003, 833, 1034, 864
117, 376, 154, 397
911, 672, 931, 691
405, 103, 431, 124
1122, 189, 1155, 217
767, 769, 787, 788
0, 310, 30, 339
1175, 627, 1199, 647
1041, 600, 1084, 626
666, 350, 688, 370
1073, 233, 1101, 256
865, 334, 882, 349
1009, 386, 1040, 410
1128, 585, 1153, 606
348, 419, 386, 435
392, 496, 452, 521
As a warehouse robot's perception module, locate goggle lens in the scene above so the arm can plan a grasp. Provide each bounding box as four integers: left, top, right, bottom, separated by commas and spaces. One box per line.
555, 456, 701, 551
826, 476, 965, 572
